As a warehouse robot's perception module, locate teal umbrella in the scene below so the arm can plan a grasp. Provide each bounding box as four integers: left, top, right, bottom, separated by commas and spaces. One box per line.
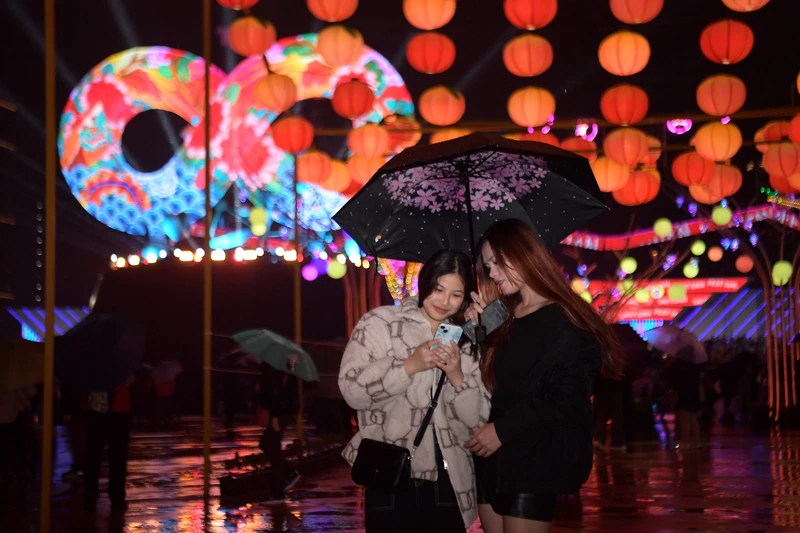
231, 329, 319, 382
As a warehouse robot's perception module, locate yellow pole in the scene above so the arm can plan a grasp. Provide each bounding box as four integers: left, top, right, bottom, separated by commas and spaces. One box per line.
294, 158, 304, 441
41, 0, 56, 529
202, 0, 213, 501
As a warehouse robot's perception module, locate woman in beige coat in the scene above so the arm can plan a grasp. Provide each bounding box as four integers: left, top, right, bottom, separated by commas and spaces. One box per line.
339, 250, 489, 532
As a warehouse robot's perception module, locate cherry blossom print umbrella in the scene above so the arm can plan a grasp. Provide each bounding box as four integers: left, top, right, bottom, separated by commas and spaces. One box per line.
333, 132, 606, 262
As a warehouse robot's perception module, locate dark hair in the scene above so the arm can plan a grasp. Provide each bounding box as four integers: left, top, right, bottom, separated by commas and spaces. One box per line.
477, 219, 622, 392
417, 249, 475, 324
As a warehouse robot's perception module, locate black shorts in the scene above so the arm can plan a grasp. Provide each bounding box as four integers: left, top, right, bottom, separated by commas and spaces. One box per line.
475, 457, 557, 523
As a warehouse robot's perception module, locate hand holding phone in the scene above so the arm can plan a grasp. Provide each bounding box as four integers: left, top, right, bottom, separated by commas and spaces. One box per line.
463, 299, 509, 344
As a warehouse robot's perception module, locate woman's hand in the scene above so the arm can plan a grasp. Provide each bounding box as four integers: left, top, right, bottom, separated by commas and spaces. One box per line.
433, 341, 464, 388
404, 339, 442, 377
464, 291, 487, 324
466, 423, 502, 457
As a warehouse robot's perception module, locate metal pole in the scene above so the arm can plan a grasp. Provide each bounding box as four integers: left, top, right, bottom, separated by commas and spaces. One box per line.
41, 0, 56, 529
202, 0, 213, 501
294, 157, 304, 440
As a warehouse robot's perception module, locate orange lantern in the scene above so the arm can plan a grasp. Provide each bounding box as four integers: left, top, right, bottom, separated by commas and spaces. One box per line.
504, 0, 558, 30
611, 169, 660, 206
702, 163, 742, 200
406, 32, 456, 74
769, 174, 800, 196
271, 115, 314, 154
382, 114, 422, 153
507, 86, 555, 128
789, 173, 800, 191
700, 19, 753, 65
763, 142, 800, 178
692, 122, 742, 161
296, 150, 332, 184
598, 31, 650, 76
722, 0, 770, 12
318, 159, 351, 192
332, 79, 375, 119
502, 34, 553, 77
639, 135, 661, 168
316, 25, 364, 68
755, 120, 791, 152
348, 155, 386, 184
228, 17, 277, 56
217, 0, 259, 9
255, 74, 297, 113
562, 138, 598, 163
419, 86, 466, 126
307, 0, 358, 22
735, 254, 754, 274
347, 124, 390, 158
591, 156, 631, 192
603, 127, 649, 168
517, 131, 560, 147
696, 74, 746, 117
403, 0, 456, 30
600, 84, 649, 127
688, 185, 723, 205
708, 247, 724, 262
609, 0, 664, 24
430, 128, 472, 144
671, 151, 716, 187
789, 114, 800, 146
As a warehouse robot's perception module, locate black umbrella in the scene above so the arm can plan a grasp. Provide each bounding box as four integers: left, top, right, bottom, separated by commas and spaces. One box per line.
333, 132, 606, 262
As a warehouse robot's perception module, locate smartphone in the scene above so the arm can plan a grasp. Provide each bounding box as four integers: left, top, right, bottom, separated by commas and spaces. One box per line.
462, 299, 509, 344
431, 323, 463, 350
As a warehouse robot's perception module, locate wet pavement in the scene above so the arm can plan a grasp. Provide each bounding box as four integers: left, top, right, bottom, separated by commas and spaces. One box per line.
3, 416, 800, 532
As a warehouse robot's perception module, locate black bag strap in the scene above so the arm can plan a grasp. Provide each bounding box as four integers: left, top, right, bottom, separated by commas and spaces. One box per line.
410, 371, 447, 457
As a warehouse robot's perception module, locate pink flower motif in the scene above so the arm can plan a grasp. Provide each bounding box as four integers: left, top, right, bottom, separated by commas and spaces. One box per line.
533, 167, 547, 179
414, 189, 437, 208
503, 191, 516, 203
429, 201, 442, 213
444, 199, 456, 211
509, 177, 531, 195
489, 198, 504, 210
471, 192, 490, 212
530, 178, 542, 189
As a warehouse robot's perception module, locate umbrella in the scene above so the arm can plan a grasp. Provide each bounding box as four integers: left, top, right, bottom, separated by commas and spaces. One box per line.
152, 360, 183, 383
231, 329, 319, 382
643, 325, 708, 365
0, 339, 44, 393
332, 132, 606, 262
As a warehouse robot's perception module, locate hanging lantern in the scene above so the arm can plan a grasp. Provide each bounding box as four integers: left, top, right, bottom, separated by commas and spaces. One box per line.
763, 142, 800, 178
507, 86, 555, 128
755, 120, 791, 152
598, 31, 650, 76
789, 114, 800, 146
671, 151, 716, 187
639, 135, 661, 168
701, 163, 743, 201
430, 128, 472, 144
688, 184, 723, 205
562, 138, 598, 163
653, 217, 673, 238
347, 124, 390, 158
516, 131, 560, 147
691, 122, 742, 161
348, 155, 386, 184
419, 86, 465, 126
318, 159, 351, 192
403, 0, 456, 30
591, 157, 631, 192
707, 246, 724, 262
603, 127, 649, 168
735, 255, 754, 273
609, 0, 664, 24
255, 74, 297, 113
382, 114, 422, 153
721, 0, 770, 12
789, 173, 800, 191
696, 74, 747, 116
217, 0, 259, 9
316, 25, 364, 68
228, 17, 277, 56
611, 169, 660, 206
296, 150, 333, 184
307, 0, 358, 22
504, 0, 558, 30
700, 19, 754, 65
332, 79, 375, 119
768, 174, 800, 196
271, 115, 314, 154
502, 34, 554, 77
406, 32, 456, 74
600, 84, 649, 127
773, 260, 793, 287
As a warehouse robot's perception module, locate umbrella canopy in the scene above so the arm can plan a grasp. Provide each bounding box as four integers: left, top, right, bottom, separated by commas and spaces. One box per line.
333, 132, 606, 262
643, 325, 708, 365
231, 329, 319, 382
0, 339, 44, 393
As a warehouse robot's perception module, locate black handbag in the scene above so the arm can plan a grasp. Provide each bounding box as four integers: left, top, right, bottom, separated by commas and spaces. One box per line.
351, 372, 447, 493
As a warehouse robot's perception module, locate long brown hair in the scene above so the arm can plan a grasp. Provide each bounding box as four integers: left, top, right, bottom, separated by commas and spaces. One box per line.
477, 219, 622, 392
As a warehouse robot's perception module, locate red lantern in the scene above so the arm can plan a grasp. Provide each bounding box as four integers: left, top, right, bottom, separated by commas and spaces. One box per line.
700, 19, 753, 65
316, 25, 364, 68
562, 138, 598, 163
504, 0, 558, 30
502, 34, 553, 77
688, 185, 723, 205
769, 174, 800, 196
696, 74, 746, 117
591, 157, 631, 192
217, 0, 259, 9
789, 114, 800, 146
762, 142, 800, 178
307, 0, 358, 22
735, 254, 754, 273
787, 173, 800, 192
640, 135, 661, 168
403, 0, 456, 30
517, 131, 560, 147
507, 86, 555, 128
419, 86, 466, 126
430, 128, 472, 144
603, 127, 649, 168
691, 122, 742, 162
612, 169, 660, 206
598, 31, 650, 76
348, 124, 390, 158
297, 150, 332, 184
755, 120, 791, 152
255, 74, 297, 113
671, 151, 715, 187
228, 17, 277, 56
271, 116, 314, 154
348, 155, 386, 184
406, 32, 456, 75
600, 84, 649, 127
318, 159, 351, 192
332, 79, 375, 119
721, 0, 770, 12
382, 114, 422, 153
609, 0, 664, 24
702, 163, 742, 200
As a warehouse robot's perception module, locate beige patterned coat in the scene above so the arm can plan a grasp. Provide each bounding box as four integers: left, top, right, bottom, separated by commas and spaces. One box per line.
339, 298, 490, 527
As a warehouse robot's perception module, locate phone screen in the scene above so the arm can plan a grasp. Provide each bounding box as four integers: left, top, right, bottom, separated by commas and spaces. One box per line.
462, 299, 509, 344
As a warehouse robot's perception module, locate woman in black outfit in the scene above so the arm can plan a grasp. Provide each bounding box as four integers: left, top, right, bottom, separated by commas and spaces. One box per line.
465, 219, 621, 533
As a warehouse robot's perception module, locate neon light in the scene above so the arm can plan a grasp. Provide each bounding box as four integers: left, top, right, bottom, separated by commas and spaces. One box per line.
696, 288, 750, 341
666, 118, 692, 135
733, 301, 765, 337
713, 289, 760, 339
